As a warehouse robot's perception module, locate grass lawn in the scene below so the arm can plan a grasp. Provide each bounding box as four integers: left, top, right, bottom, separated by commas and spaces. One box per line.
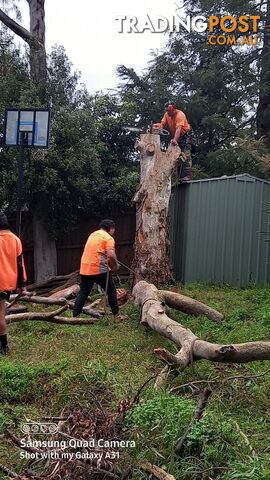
1, 283, 270, 479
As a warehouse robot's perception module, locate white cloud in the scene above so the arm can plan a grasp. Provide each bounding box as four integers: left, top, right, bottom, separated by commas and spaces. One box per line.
17, 0, 179, 93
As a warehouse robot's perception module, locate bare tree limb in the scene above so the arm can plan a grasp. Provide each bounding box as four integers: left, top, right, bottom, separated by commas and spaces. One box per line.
9, 295, 68, 306
159, 290, 224, 322
53, 316, 98, 325
6, 306, 68, 323
0, 8, 33, 43
0, 463, 17, 479
170, 368, 270, 393
175, 388, 212, 454
137, 460, 176, 480
133, 281, 270, 371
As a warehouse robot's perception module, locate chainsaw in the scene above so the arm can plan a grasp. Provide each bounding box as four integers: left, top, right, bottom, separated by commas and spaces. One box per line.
123, 121, 169, 136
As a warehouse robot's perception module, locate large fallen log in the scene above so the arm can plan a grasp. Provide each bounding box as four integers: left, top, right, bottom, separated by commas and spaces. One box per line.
133, 281, 270, 371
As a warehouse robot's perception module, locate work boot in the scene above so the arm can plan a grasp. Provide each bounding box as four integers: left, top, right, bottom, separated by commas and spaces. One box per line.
0, 334, 9, 355
0, 345, 9, 355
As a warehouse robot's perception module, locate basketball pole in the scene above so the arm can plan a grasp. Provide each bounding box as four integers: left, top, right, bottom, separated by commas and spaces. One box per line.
16, 131, 26, 237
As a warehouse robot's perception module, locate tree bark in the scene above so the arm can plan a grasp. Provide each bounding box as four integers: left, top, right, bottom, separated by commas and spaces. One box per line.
159, 290, 224, 322
27, 0, 47, 102
0, 9, 33, 42
133, 281, 270, 371
33, 210, 57, 282
137, 461, 176, 480
257, 0, 270, 140
131, 134, 180, 286
49, 284, 80, 299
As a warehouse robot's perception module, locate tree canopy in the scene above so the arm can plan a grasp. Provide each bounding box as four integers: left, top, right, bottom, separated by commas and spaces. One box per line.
1, 0, 270, 237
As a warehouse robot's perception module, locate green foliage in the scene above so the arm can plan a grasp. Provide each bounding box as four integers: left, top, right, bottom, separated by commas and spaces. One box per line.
127, 393, 240, 472
116, 0, 270, 179
0, 361, 63, 403
0, 37, 138, 236
82, 359, 109, 385
0, 285, 270, 477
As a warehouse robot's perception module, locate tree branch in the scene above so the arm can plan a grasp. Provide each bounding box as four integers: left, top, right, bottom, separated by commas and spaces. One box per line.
0, 8, 33, 44
133, 281, 270, 370
159, 290, 224, 322
175, 388, 212, 454
137, 461, 176, 480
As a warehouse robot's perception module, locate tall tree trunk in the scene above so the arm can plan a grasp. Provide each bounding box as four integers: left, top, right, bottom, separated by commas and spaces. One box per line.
27, 0, 47, 102
131, 134, 180, 286
257, 0, 270, 140
27, 0, 56, 280
0, 1, 57, 281
33, 210, 57, 282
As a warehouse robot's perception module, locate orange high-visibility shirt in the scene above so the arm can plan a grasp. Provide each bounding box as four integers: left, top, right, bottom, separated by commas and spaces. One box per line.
80, 229, 115, 275
161, 109, 191, 137
0, 230, 27, 291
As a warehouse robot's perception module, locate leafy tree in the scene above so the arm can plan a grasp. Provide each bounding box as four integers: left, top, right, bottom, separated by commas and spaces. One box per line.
117, 0, 270, 178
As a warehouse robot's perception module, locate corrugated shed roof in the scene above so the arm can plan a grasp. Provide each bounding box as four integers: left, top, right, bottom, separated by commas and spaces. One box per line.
187, 174, 270, 185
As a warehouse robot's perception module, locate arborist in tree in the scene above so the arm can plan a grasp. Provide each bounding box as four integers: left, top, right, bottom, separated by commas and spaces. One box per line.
0, 213, 27, 355
73, 219, 125, 322
154, 101, 193, 182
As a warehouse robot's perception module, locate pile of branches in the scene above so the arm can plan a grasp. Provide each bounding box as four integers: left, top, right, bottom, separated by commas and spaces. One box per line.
6, 271, 128, 323
1, 387, 132, 480
26, 271, 80, 297
6, 271, 106, 324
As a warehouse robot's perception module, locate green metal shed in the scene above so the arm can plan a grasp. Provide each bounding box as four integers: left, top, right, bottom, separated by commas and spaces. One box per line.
169, 174, 270, 286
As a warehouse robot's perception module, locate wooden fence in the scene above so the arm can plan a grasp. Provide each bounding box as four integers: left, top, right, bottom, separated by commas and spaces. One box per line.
11, 212, 136, 283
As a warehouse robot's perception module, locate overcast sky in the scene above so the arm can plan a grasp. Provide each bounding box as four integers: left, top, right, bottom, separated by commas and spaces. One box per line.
17, 0, 180, 94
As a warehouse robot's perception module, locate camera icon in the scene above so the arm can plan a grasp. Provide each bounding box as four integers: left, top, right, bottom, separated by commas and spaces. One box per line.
21, 423, 58, 435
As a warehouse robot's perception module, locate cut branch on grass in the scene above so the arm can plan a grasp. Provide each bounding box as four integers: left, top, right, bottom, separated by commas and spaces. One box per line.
137, 460, 176, 480
159, 290, 224, 322
132, 373, 160, 405
0, 463, 17, 479
26, 272, 78, 292
11, 295, 104, 317
9, 295, 68, 306
6, 306, 68, 323
48, 284, 80, 300
52, 316, 98, 325
133, 281, 270, 384
175, 388, 212, 455
169, 368, 270, 393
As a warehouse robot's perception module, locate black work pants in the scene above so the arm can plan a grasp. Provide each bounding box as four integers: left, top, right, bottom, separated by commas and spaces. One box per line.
73, 272, 119, 317
178, 132, 193, 179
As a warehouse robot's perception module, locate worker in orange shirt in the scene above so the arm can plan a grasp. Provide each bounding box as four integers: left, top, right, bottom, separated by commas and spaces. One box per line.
0, 212, 27, 355
155, 101, 193, 182
73, 219, 122, 321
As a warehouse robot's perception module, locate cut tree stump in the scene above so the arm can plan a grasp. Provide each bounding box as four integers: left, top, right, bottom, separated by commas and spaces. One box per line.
131, 134, 180, 286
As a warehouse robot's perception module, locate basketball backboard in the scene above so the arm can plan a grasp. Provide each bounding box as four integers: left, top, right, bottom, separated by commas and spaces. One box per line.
3, 108, 50, 148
